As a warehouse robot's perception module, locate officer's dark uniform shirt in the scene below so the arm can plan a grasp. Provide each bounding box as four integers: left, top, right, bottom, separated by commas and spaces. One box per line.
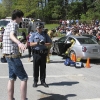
29, 32, 52, 50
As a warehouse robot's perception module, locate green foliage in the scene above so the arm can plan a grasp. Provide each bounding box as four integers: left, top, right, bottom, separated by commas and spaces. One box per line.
18, 28, 27, 35
0, 0, 100, 23
52, 5, 62, 19
67, 2, 83, 19
80, 0, 100, 22
0, 4, 7, 18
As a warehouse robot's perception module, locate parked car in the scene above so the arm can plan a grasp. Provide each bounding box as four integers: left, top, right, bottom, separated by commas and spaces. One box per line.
52, 35, 100, 59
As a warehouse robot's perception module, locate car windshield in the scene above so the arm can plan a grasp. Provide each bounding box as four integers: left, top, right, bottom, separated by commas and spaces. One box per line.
77, 38, 97, 44
0, 20, 10, 26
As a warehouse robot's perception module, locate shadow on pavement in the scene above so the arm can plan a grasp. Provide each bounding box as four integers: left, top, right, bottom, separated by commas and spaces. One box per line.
50, 60, 64, 63
81, 59, 100, 65
37, 90, 76, 100
48, 81, 79, 86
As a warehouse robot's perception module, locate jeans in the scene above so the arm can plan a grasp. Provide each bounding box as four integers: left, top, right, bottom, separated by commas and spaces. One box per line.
6, 57, 28, 81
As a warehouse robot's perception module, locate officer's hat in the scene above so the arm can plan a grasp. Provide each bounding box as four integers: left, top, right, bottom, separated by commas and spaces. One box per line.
36, 22, 44, 29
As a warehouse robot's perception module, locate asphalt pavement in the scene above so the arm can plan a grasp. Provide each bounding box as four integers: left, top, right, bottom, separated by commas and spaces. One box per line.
0, 49, 100, 100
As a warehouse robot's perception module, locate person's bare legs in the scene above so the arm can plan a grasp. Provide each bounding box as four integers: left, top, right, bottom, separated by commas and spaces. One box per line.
28, 57, 31, 62
7, 80, 14, 100
20, 80, 27, 100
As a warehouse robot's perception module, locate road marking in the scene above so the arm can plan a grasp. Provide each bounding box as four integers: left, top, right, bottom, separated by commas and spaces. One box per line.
0, 74, 84, 79
82, 98, 100, 100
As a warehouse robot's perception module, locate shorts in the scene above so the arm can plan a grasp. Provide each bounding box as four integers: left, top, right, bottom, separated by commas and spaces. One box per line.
6, 57, 28, 81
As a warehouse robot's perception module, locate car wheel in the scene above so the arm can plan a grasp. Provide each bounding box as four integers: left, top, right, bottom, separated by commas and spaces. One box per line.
69, 50, 76, 59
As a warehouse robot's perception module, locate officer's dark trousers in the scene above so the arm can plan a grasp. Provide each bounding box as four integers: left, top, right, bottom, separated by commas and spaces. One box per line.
33, 53, 46, 83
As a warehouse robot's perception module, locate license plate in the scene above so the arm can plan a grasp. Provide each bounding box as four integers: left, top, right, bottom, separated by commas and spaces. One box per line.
93, 49, 98, 52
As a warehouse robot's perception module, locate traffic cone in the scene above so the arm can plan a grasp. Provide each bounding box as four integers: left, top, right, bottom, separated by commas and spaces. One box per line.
71, 53, 76, 62
73, 54, 76, 62
85, 58, 90, 68
71, 53, 74, 61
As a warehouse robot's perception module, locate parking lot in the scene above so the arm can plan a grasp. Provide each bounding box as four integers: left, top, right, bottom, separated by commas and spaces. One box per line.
0, 49, 100, 100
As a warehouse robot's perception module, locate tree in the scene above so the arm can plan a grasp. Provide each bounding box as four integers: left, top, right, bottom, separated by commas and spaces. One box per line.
13, 0, 37, 17
2, 0, 15, 16
67, 2, 83, 19
0, 0, 100, 23
0, 3, 7, 18
81, 0, 100, 21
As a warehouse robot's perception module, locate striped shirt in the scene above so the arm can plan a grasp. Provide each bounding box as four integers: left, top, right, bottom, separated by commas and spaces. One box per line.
2, 21, 19, 54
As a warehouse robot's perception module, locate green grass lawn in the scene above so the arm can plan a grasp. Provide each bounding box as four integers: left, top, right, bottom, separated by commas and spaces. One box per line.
45, 24, 65, 37
45, 24, 59, 30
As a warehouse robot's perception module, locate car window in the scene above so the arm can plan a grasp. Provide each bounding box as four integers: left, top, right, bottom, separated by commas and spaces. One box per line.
83, 35, 93, 38
77, 38, 97, 44
67, 37, 74, 41
0, 20, 10, 26
82, 35, 97, 41
58, 37, 66, 42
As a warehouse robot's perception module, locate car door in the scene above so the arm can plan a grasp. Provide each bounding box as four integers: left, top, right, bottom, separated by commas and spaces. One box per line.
55, 37, 71, 54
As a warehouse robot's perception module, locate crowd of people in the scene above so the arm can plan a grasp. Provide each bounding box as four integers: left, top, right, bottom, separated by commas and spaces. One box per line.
56, 19, 100, 42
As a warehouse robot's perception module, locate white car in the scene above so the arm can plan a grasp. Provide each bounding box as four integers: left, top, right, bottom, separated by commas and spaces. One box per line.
52, 35, 100, 59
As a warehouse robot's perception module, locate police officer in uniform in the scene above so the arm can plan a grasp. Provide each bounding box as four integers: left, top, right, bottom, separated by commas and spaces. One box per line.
29, 22, 52, 87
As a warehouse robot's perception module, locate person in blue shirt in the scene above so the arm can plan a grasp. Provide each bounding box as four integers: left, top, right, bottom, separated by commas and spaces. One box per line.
29, 22, 52, 87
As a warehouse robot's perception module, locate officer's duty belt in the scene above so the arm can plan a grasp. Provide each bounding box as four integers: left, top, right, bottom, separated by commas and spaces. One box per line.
33, 50, 48, 54
4, 54, 20, 58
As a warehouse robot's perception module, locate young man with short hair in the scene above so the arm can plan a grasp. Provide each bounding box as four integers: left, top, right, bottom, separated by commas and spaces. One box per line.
2, 9, 28, 100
